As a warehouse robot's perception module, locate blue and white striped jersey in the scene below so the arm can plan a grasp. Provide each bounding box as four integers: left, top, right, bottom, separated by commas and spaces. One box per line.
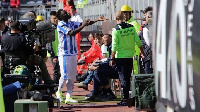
57, 21, 81, 56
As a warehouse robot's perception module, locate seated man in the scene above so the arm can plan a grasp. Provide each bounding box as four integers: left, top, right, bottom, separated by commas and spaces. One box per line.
1, 20, 54, 85
83, 34, 118, 101
75, 34, 104, 90
77, 33, 103, 76
76, 33, 95, 78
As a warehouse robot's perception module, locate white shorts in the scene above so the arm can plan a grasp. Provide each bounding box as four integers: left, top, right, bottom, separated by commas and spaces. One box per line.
58, 55, 77, 81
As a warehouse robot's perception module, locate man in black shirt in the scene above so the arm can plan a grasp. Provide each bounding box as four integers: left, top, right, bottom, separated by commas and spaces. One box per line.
2, 21, 32, 63
1, 21, 54, 84
0, 17, 7, 72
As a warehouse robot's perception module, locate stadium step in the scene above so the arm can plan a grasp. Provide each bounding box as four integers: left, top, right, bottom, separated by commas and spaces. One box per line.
80, 31, 101, 52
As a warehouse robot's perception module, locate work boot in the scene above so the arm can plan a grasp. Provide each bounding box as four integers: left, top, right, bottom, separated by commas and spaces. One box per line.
100, 90, 116, 101
74, 82, 88, 90
85, 92, 93, 99
96, 88, 116, 101
85, 93, 98, 101
126, 97, 135, 108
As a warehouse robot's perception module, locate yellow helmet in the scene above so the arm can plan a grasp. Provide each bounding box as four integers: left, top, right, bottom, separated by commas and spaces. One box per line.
35, 15, 44, 21
121, 5, 132, 12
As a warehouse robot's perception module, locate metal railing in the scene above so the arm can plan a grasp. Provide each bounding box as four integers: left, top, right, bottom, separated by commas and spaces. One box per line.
77, 0, 154, 31
0, 1, 59, 20
1, 0, 153, 31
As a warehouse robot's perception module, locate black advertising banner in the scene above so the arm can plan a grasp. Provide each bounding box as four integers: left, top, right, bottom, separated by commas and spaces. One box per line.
153, 0, 200, 111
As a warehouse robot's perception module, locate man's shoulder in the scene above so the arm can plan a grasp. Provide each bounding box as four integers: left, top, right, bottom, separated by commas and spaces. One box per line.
58, 21, 66, 25
75, 14, 81, 17
57, 21, 71, 30
113, 22, 134, 31
121, 22, 133, 27
2, 33, 9, 37
2, 33, 13, 39
113, 25, 120, 30
127, 23, 134, 27
2, 33, 23, 44
2, 33, 8, 42
58, 21, 71, 27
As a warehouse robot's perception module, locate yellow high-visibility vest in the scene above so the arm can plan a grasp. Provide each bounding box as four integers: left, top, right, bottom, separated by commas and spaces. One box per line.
126, 17, 141, 34
126, 17, 141, 74
77, 0, 88, 8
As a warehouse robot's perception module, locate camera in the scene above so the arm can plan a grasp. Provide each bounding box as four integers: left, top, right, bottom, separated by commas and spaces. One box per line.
36, 20, 55, 46
18, 18, 55, 47
18, 18, 36, 32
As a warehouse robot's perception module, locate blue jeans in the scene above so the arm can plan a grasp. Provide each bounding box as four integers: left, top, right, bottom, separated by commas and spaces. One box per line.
83, 70, 94, 85
93, 70, 101, 95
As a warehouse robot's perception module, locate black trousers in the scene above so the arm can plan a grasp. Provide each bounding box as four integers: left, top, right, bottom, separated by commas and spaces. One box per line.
115, 58, 133, 99
95, 62, 119, 86
51, 58, 60, 84
92, 62, 118, 95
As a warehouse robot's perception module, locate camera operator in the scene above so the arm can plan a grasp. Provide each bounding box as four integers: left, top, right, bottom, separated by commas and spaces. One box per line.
1, 20, 54, 84
0, 17, 7, 64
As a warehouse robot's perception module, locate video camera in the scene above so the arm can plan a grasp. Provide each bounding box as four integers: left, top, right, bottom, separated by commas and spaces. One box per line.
18, 18, 55, 47
2, 19, 59, 109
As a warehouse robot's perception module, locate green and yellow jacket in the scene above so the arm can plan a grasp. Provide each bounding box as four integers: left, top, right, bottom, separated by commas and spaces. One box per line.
112, 22, 142, 58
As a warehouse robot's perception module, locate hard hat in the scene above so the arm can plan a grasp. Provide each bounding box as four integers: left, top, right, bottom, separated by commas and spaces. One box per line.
121, 5, 132, 12
35, 15, 44, 21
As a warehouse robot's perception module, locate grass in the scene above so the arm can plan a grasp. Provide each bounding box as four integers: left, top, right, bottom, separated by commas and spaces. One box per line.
60, 94, 122, 105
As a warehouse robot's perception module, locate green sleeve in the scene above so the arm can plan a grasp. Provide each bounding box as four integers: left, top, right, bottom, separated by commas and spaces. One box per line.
134, 28, 142, 48
0, 70, 5, 112
52, 29, 59, 56
134, 44, 140, 56
133, 21, 141, 34
111, 29, 118, 52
